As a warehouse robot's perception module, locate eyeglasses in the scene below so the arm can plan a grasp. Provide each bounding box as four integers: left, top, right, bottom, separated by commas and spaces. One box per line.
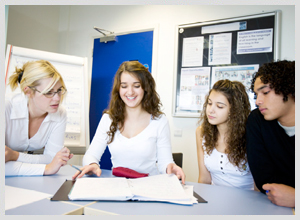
29, 86, 67, 98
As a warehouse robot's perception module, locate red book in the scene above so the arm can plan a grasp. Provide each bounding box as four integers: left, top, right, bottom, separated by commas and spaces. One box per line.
112, 167, 149, 178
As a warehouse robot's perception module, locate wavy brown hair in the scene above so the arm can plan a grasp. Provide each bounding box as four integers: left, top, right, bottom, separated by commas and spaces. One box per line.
105, 61, 163, 144
198, 80, 251, 169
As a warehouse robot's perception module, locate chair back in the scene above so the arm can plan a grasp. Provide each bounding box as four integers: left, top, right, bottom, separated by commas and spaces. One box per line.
172, 153, 183, 168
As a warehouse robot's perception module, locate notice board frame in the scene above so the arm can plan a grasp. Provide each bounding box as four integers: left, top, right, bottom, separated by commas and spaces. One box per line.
172, 10, 281, 118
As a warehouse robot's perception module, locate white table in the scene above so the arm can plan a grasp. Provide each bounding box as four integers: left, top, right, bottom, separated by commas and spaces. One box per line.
5, 165, 293, 215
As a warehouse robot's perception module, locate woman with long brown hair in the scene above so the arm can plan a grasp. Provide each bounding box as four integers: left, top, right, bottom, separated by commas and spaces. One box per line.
196, 79, 254, 189
73, 61, 185, 183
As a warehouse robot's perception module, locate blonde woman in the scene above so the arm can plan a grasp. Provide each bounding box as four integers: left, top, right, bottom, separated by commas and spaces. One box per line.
5, 60, 73, 176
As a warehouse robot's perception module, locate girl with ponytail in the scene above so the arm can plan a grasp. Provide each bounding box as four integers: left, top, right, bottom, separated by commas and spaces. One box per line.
5, 60, 73, 176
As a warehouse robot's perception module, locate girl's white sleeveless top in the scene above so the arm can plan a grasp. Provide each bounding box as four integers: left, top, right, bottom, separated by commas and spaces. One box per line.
203, 145, 254, 190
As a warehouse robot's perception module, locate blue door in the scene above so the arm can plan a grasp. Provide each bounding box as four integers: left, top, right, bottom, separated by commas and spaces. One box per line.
89, 31, 153, 169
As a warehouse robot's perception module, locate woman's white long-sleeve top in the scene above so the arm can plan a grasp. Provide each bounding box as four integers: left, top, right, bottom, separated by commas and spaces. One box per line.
5, 93, 67, 176
83, 113, 174, 175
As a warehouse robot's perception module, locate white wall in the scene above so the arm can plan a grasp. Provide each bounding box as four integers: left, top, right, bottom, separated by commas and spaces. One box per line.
6, 5, 295, 182
7, 6, 60, 53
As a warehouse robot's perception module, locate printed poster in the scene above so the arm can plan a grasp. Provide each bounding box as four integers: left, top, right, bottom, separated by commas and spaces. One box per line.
237, 28, 273, 54
178, 67, 210, 111
208, 33, 232, 65
211, 64, 259, 110
182, 36, 204, 67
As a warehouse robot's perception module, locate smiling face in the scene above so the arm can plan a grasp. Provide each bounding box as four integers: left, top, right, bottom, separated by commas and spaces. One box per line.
119, 71, 145, 110
27, 78, 63, 116
206, 90, 230, 127
254, 77, 294, 124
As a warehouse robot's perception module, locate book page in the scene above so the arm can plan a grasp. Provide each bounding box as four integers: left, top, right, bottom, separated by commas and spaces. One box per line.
129, 174, 190, 201
68, 177, 133, 200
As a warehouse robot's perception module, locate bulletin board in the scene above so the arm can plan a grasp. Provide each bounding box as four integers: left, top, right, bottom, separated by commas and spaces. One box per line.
173, 11, 281, 118
5, 45, 89, 154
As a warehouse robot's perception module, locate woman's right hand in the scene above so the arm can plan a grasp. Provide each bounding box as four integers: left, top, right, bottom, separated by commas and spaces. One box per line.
5, 146, 19, 163
72, 163, 102, 180
44, 147, 73, 175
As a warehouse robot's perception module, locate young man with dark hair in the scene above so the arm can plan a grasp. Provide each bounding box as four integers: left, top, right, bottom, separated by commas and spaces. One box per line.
246, 60, 295, 208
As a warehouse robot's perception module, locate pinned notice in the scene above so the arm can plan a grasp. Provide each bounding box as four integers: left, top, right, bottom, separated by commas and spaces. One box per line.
237, 28, 273, 54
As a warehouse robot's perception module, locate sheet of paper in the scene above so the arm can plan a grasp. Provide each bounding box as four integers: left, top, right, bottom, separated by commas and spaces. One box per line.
129, 174, 190, 201
208, 33, 232, 65
167, 185, 198, 205
68, 177, 133, 200
131, 184, 198, 205
182, 36, 204, 67
182, 185, 198, 203
178, 67, 210, 111
237, 28, 273, 54
5, 185, 52, 210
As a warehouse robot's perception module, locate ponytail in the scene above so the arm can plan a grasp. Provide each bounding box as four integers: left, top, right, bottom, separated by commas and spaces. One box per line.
8, 67, 24, 91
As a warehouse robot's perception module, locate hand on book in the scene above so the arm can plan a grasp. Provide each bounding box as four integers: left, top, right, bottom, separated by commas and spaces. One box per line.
72, 163, 102, 180
166, 163, 185, 184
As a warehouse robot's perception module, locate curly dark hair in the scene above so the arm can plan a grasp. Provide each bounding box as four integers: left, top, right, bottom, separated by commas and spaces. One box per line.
251, 60, 295, 102
198, 80, 251, 169
104, 61, 163, 144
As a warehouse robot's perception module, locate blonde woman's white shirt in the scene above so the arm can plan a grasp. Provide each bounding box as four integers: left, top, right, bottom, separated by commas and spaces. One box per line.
5, 93, 67, 176
83, 113, 174, 175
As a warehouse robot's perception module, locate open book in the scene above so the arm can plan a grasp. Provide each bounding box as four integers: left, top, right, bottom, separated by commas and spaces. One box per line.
68, 174, 198, 205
